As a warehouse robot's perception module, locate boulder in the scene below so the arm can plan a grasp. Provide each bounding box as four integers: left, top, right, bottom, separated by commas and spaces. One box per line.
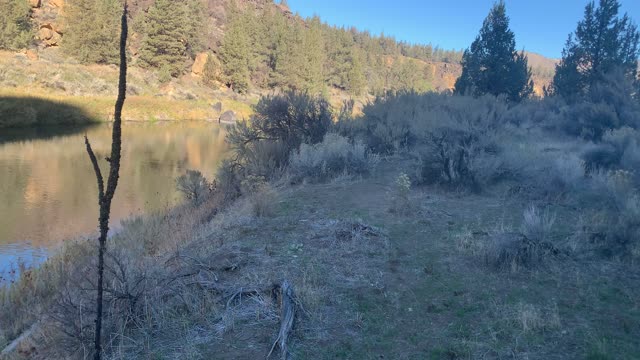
37, 25, 61, 46
191, 52, 209, 76
219, 110, 237, 124
37, 27, 53, 41
212, 101, 222, 113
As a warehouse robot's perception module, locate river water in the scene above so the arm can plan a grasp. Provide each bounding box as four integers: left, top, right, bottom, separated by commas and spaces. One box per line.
0, 121, 227, 284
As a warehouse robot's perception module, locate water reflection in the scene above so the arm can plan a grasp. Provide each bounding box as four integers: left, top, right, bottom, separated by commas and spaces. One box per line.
0, 121, 227, 276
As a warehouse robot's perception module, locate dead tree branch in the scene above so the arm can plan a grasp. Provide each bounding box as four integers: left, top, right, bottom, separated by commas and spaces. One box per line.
85, 2, 128, 360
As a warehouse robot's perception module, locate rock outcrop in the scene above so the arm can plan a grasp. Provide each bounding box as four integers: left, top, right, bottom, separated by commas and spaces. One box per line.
191, 52, 209, 76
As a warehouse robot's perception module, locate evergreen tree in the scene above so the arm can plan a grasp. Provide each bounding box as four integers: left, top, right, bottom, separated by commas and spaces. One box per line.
0, 0, 32, 51
346, 48, 366, 95
552, 0, 640, 98
64, 0, 121, 64
220, 2, 251, 93
138, 0, 203, 78
454, 1, 533, 102
299, 16, 326, 93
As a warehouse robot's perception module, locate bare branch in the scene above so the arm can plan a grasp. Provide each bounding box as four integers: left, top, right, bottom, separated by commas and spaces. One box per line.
84, 136, 104, 201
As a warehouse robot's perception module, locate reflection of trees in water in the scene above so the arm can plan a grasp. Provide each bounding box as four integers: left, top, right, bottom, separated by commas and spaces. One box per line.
0, 122, 228, 247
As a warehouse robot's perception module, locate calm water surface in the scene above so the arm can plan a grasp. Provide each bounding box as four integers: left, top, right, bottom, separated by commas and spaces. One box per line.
0, 121, 227, 283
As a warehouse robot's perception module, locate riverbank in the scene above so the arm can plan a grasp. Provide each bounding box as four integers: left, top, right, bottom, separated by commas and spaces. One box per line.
4, 89, 640, 359
2, 154, 640, 359
0, 50, 254, 128
0, 89, 254, 128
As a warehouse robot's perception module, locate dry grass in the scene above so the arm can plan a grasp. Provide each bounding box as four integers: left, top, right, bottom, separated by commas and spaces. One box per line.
0, 50, 255, 127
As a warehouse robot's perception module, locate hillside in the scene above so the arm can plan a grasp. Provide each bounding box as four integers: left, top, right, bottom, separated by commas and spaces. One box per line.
0, 0, 561, 128
7, 0, 556, 100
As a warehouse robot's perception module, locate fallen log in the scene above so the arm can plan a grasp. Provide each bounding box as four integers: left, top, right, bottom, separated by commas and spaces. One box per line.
267, 280, 296, 360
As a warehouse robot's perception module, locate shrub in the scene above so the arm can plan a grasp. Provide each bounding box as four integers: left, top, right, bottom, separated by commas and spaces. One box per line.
581, 170, 640, 258
176, 170, 211, 204
216, 159, 242, 201
341, 91, 507, 155
230, 91, 332, 153
223, 91, 333, 193
341, 91, 506, 191
389, 172, 412, 214
0, 0, 32, 51
582, 127, 640, 179
522, 205, 556, 243
240, 175, 277, 217
289, 133, 377, 183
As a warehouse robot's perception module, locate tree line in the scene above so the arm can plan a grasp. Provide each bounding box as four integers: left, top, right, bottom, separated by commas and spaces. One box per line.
0, 0, 462, 96
1, 0, 637, 101
214, 2, 462, 95
455, 0, 639, 103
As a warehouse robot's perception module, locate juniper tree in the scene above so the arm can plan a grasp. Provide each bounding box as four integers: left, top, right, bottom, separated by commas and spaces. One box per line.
0, 0, 33, 51
552, 0, 640, 99
138, 0, 203, 78
454, 1, 533, 102
220, 2, 251, 92
64, 0, 121, 64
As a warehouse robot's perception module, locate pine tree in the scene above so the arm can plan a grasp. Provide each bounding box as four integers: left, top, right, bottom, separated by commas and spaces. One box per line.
299, 16, 326, 93
0, 0, 32, 51
64, 0, 121, 64
220, 2, 250, 93
454, 1, 533, 102
552, 0, 640, 98
138, 0, 203, 78
346, 48, 366, 95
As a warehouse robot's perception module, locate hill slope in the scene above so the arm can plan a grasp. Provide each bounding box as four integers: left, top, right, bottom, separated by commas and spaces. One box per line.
22, 0, 556, 94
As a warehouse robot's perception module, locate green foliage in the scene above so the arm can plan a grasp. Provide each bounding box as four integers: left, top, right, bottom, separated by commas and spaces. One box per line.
389, 59, 432, 93
454, 1, 533, 102
63, 0, 121, 64
138, 0, 204, 77
216, 6, 454, 96
552, 0, 640, 99
0, 0, 33, 51
203, 52, 221, 86
220, 3, 251, 93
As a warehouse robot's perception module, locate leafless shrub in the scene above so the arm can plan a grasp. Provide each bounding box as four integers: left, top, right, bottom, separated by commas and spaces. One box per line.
176, 169, 212, 205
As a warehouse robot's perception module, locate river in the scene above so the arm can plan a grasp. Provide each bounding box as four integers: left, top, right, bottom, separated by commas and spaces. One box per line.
0, 121, 227, 284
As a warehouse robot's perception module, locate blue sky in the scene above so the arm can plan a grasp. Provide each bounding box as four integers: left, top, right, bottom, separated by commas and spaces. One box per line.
285, 0, 640, 59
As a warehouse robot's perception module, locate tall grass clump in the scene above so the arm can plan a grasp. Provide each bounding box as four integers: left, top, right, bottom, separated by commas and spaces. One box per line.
290, 133, 378, 183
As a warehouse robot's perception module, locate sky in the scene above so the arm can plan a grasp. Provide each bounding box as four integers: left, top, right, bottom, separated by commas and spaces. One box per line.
285, 0, 640, 59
